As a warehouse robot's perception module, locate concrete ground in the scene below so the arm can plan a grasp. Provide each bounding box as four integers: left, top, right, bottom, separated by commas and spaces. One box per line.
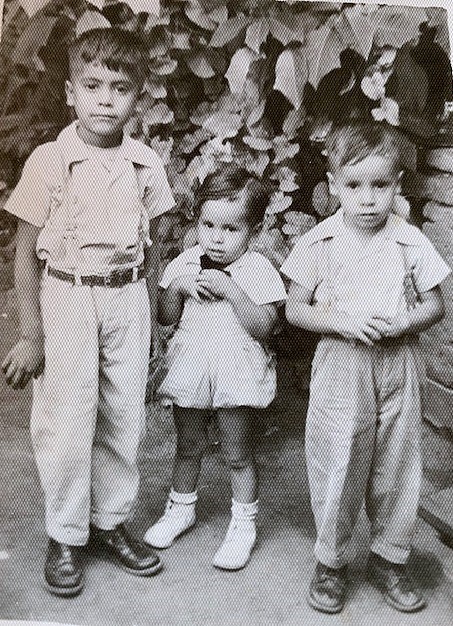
0, 293, 452, 626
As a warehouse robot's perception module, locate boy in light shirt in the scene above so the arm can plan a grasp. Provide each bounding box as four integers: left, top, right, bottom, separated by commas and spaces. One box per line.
281, 120, 450, 614
2, 28, 174, 596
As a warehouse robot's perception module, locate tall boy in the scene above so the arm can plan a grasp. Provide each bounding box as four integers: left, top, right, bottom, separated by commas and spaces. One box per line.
2, 28, 175, 597
281, 121, 450, 614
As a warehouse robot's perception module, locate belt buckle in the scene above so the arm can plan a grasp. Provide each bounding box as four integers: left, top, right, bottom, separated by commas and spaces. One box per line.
103, 273, 112, 287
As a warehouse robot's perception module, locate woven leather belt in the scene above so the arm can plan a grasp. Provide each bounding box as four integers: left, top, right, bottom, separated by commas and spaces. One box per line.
48, 266, 145, 287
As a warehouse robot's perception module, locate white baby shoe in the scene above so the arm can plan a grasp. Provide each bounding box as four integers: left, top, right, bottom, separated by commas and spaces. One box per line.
144, 490, 197, 549
212, 500, 258, 570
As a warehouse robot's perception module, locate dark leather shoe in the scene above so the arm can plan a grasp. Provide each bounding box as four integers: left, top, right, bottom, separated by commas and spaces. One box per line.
368, 553, 426, 612
308, 561, 348, 614
90, 524, 162, 576
44, 538, 84, 597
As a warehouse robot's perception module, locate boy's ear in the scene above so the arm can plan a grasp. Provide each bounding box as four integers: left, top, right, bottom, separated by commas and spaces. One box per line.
326, 172, 337, 196
65, 80, 74, 107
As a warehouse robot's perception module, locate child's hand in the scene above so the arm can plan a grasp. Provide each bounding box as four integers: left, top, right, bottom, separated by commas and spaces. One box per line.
2, 337, 45, 389
171, 274, 215, 302
196, 270, 237, 301
335, 313, 391, 345
380, 311, 410, 339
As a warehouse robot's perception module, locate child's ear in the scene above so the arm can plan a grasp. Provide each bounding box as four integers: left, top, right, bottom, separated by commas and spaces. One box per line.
326, 172, 337, 196
65, 80, 74, 107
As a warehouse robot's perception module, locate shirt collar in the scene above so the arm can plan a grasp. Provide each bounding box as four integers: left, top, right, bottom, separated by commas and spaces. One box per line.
56, 121, 154, 172
305, 208, 420, 246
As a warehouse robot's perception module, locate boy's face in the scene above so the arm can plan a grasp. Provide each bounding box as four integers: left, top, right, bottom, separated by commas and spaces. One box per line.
66, 61, 141, 147
327, 155, 402, 234
197, 199, 257, 266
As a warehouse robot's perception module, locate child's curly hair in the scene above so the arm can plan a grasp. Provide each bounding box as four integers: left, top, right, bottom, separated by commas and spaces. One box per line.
195, 164, 275, 226
68, 27, 148, 87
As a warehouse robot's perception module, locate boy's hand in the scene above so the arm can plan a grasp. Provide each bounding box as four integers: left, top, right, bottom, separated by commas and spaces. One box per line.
380, 311, 410, 338
2, 337, 45, 389
196, 269, 237, 301
335, 313, 391, 345
171, 274, 214, 302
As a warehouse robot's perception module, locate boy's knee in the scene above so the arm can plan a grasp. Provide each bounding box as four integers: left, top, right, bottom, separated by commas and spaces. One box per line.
176, 436, 208, 460
222, 451, 253, 471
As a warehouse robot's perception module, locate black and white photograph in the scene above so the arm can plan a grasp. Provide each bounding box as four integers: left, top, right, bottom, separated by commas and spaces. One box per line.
0, 0, 452, 624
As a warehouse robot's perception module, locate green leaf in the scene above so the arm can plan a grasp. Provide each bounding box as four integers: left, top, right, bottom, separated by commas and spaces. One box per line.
123, 0, 161, 15
225, 47, 259, 95
266, 191, 293, 214
147, 27, 171, 57
273, 48, 307, 109
246, 101, 266, 129
245, 18, 270, 54
142, 103, 174, 129
202, 111, 242, 139
76, 10, 111, 38
172, 31, 191, 50
272, 136, 299, 163
282, 211, 316, 236
144, 77, 167, 99
210, 14, 249, 48
178, 128, 211, 154
18, 0, 52, 17
149, 136, 173, 164
149, 56, 177, 76
186, 52, 216, 78
269, 15, 305, 46
207, 5, 228, 24
11, 13, 58, 67
190, 101, 214, 126
243, 135, 273, 151
185, 1, 217, 31
282, 107, 306, 139
245, 151, 269, 177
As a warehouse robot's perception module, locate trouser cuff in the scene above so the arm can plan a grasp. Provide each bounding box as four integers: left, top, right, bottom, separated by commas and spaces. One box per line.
369, 541, 410, 565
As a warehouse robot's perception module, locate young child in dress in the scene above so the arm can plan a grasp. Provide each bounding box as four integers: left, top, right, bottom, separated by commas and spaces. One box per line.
144, 164, 287, 569
1, 28, 175, 596
281, 120, 450, 614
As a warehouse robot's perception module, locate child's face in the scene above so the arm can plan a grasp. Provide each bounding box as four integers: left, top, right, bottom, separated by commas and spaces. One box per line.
66, 61, 141, 147
327, 155, 402, 234
197, 199, 257, 265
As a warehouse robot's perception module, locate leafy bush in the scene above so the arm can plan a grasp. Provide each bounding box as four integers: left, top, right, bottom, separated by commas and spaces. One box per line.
0, 0, 451, 267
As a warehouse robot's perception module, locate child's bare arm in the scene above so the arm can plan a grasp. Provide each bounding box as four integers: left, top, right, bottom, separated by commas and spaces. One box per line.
196, 269, 278, 341
2, 220, 44, 389
286, 281, 390, 346
158, 273, 210, 326
382, 285, 445, 338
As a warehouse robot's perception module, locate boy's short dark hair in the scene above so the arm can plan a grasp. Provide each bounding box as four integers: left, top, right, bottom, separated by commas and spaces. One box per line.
325, 120, 403, 173
195, 164, 274, 226
68, 27, 148, 86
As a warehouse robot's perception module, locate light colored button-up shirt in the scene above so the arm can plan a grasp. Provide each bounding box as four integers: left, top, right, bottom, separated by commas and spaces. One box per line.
5, 121, 175, 273
281, 209, 450, 319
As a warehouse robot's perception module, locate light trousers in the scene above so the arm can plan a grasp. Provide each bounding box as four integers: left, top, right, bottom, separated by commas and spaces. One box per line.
306, 335, 423, 568
31, 274, 150, 545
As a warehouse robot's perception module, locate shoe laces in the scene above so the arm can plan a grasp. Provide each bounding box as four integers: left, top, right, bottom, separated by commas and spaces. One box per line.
387, 564, 416, 593
318, 565, 347, 588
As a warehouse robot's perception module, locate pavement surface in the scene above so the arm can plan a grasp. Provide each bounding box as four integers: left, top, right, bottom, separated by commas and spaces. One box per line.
0, 290, 452, 626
